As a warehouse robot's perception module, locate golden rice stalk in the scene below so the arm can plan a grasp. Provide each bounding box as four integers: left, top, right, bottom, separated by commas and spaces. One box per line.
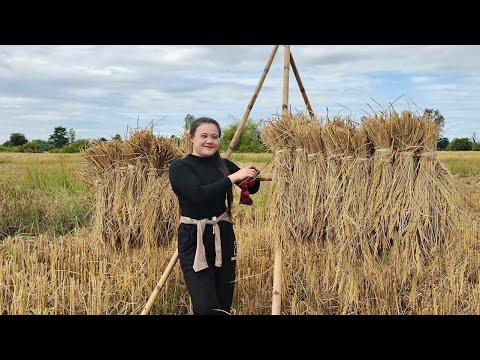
306, 151, 328, 240
261, 113, 324, 153
81, 129, 182, 183
93, 163, 179, 250
387, 111, 425, 244
322, 118, 354, 244
262, 114, 326, 242
337, 128, 372, 257
290, 148, 314, 239
180, 130, 193, 155
363, 114, 395, 255
405, 116, 456, 262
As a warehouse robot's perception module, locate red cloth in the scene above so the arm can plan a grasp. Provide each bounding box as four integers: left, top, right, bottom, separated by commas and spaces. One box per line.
239, 177, 255, 205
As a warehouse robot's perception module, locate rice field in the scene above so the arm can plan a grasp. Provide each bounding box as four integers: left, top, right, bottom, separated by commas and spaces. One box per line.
0, 147, 479, 315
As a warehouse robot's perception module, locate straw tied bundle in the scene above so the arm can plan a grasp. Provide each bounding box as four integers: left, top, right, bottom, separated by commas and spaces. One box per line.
261, 111, 467, 265
81, 130, 185, 249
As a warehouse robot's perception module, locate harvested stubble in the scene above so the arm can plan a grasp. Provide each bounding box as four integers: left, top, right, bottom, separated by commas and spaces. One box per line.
261, 111, 480, 314
0, 230, 189, 315
81, 129, 185, 249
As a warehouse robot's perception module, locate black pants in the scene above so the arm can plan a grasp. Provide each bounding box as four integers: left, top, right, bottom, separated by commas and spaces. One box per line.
177, 221, 237, 315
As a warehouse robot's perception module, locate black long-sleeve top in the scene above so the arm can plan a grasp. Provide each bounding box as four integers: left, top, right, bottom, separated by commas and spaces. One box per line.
169, 154, 260, 219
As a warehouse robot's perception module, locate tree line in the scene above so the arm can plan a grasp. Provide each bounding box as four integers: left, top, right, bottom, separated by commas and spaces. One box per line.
0, 127, 122, 153
1, 110, 478, 153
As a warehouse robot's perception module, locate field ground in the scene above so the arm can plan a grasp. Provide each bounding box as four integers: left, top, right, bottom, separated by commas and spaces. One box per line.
0, 151, 479, 314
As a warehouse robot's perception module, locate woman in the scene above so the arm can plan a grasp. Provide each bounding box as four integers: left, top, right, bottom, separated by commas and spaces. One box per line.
168, 117, 260, 315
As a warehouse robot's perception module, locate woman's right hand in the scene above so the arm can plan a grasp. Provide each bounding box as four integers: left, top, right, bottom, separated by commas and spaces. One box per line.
228, 165, 258, 184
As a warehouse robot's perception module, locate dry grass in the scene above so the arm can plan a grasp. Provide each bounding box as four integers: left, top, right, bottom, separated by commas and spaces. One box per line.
1, 202, 478, 314
0, 230, 188, 314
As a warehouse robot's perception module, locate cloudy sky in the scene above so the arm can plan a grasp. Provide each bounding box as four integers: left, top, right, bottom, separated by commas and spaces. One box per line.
1, 45, 479, 143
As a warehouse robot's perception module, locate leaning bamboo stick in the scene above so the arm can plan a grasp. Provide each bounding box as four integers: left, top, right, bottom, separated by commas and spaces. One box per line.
290, 51, 314, 119
224, 45, 280, 159
282, 45, 291, 116
141, 249, 179, 315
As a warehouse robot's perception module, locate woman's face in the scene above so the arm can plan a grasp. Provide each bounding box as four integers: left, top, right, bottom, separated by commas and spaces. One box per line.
190, 123, 220, 157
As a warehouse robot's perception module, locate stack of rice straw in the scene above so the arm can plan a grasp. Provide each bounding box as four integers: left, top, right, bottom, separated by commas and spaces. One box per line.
81, 129, 187, 250
261, 110, 476, 268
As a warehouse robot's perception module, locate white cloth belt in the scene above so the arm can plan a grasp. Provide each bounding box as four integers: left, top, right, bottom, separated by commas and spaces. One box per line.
180, 211, 232, 272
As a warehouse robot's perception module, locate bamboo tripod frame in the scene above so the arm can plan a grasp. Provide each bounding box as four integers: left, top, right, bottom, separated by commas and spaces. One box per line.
141, 45, 314, 315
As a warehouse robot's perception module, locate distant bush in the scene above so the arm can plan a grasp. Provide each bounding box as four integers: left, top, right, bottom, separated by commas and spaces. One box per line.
19, 140, 54, 153
0, 145, 20, 153
448, 138, 474, 151
50, 139, 92, 153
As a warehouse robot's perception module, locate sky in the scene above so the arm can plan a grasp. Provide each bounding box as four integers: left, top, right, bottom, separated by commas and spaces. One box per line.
1, 45, 479, 144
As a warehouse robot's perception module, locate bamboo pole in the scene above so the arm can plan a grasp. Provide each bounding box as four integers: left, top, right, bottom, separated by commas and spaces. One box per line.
141, 249, 179, 315
224, 45, 279, 159
271, 242, 282, 314
257, 174, 272, 181
271, 45, 290, 315
290, 51, 314, 119
282, 45, 291, 116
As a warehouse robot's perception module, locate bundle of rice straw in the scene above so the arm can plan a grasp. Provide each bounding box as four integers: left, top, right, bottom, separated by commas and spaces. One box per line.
336, 126, 372, 256
363, 114, 395, 255
261, 110, 479, 314
262, 114, 325, 241
81, 129, 184, 249
262, 110, 472, 264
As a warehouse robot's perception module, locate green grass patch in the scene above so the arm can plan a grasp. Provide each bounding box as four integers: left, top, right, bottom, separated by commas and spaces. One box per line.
226, 152, 272, 163
0, 164, 93, 240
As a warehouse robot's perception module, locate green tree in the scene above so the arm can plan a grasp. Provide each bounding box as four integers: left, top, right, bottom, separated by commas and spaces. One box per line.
448, 138, 473, 151
48, 127, 69, 148
112, 134, 122, 141
10, 133, 28, 146
220, 119, 266, 153
437, 137, 449, 150
184, 114, 196, 131
424, 109, 445, 135
68, 128, 76, 144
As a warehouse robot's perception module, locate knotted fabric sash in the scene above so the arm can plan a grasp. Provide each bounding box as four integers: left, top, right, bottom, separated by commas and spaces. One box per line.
180, 211, 232, 272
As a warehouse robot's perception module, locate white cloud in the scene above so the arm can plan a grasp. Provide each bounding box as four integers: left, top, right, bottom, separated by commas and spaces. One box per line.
0, 45, 479, 143
411, 76, 436, 84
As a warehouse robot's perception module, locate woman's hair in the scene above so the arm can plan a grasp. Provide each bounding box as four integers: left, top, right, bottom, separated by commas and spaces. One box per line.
190, 117, 233, 217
